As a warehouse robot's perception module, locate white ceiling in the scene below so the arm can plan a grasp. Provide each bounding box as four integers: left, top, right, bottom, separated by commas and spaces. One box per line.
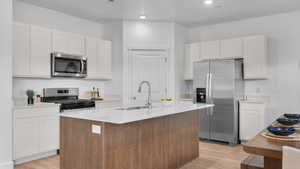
17, 0, 300, 27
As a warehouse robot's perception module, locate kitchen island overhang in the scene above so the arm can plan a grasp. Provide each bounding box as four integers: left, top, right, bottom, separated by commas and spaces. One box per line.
60, 103, 214, 169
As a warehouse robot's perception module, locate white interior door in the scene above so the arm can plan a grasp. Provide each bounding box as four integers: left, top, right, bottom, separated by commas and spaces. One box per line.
129, 50, 168, 106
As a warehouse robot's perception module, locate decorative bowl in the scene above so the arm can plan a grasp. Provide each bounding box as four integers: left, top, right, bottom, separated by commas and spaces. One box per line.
284, 113, 300, 119
267, 126, 295, 136
277, 118, 300, 126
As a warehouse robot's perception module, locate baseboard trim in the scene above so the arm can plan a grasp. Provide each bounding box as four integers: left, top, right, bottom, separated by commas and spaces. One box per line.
0, 161, 14, 169
15, 150, 58, 165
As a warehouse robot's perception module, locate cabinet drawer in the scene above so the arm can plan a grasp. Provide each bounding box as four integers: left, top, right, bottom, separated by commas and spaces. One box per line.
15, 107, 59, 118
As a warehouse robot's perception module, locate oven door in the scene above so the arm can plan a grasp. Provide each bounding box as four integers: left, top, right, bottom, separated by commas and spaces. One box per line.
51, 53, 87, 78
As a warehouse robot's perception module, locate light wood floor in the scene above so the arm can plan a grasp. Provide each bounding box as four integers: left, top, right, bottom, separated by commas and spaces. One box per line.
15, 141, 248, 169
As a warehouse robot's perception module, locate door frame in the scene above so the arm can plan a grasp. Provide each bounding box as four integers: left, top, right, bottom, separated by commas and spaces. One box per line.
123, 46, 171, 106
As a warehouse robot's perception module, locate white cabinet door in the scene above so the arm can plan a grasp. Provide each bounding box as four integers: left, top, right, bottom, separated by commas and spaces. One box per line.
243, 36, 268, 79
201, 40, 220, 60
220, 38, 243, 59
53, 30, 85, 55
52, 30, 69, 54
39, 115, 59, 152
86, 37, 99, 79
184, 44, 193, 80
239, 102, 265, 141
190, 42, 201, 62
97, 40, 112, 79
13, 22, 30, 77
86, 38, 112, 80
30, 25, 52, 78
68, 33, 85, 55
15, 117, 39, 159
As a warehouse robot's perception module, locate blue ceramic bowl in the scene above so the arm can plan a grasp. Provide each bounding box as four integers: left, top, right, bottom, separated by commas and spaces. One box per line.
284, 113, 300, 119
277, 118, 300, 126
267, 126, 295, 136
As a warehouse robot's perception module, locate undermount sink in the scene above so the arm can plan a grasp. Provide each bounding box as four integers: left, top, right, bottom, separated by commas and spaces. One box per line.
116, 105, 150, 111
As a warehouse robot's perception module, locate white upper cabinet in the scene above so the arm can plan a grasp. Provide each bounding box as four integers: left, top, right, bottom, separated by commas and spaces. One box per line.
220, 38, 243, 59
184, 43, 201, 80
86, 37, 112, 80
68, 33, 85, 55
243, 35, 268, 79
201, 40, 220, 60
53, 30, 85, 56
13, 22, 30, 77
13, 23, 51, 78
98, 40, 112, 79
86, 37, 98, 79
30, 25, 52, 78
190, 42, 201, 62
184, 44, 193, 80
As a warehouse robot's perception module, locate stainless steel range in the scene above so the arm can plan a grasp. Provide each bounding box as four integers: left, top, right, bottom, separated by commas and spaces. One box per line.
42, 88, 95, 112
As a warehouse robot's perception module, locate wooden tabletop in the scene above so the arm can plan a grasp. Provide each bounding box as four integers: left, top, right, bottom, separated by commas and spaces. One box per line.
243, 130, 300, 159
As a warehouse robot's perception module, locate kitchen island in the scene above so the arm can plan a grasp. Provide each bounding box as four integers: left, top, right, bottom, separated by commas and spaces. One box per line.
60, 102, 213, 169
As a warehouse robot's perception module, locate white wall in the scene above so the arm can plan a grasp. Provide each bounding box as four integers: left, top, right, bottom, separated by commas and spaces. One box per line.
12, 0, 122, 99
0, 0, 13, 168
188, 11, 300, 123
122, 21, 176, 104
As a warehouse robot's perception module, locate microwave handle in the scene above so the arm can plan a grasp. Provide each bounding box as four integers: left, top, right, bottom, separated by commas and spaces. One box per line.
81, 60, 85, 74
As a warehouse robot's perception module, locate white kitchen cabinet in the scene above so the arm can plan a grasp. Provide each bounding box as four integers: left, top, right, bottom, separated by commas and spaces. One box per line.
86, 37, 98, 78
39, 115, 59, 152
13, 23, 52, 78
201, 40, 220, 60
190, 42, 201, 62
68, 33, 86, 55
15, 116, 40, 159
99, 40, 112, 79
14, 106, 60, 162
184, 43, 202, 80
220, 38, 243, 59
30, 25, 52, 78
184, 44, 193, 80
53, 30, 85, 55
239, 101, 266, 141
243, 35, 268, 79
86, 37, 112, 80
13, 22, 31, 77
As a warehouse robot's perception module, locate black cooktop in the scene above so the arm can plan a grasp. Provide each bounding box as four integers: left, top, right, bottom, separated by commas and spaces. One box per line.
42, 96, 95, 112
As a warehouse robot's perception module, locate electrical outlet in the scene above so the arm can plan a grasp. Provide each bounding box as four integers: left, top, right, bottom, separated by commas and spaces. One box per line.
92, 124, 101, 134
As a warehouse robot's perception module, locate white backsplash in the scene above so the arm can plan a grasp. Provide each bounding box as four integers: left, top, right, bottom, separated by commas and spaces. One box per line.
13, 78, 111, 99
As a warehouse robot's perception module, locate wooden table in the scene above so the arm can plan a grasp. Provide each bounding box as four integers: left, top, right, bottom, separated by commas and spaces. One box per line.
241, 130, 300, 169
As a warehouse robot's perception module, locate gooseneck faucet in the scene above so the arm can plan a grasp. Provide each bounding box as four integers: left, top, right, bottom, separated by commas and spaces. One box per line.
138, 81, 152, 108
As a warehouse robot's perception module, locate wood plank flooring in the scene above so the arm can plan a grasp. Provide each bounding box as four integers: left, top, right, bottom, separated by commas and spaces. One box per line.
15, 141, 248, 169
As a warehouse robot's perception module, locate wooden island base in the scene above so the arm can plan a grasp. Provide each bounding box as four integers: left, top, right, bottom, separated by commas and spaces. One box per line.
60, 110, 200, 169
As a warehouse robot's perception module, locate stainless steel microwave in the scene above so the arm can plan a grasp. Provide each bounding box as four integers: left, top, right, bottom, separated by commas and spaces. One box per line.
51, 53, 87, 78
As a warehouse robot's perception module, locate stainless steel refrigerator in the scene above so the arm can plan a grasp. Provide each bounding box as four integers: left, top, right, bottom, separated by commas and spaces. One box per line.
193, 59, 244, 145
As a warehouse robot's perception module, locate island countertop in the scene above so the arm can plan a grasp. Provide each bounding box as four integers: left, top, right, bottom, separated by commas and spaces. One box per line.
60, 102, 214, 124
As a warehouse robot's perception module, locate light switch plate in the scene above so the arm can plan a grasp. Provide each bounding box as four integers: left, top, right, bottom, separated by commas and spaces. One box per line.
92, 124, 101, 134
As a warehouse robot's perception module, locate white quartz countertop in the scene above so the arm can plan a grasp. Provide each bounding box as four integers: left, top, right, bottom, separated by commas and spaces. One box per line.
60, 102, 214, 124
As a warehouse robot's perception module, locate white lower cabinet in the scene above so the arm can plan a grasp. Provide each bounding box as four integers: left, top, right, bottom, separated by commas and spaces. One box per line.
14, 106, 59, 162
239, 101, 266, 141
15, 117, 40, 159
39, 116, 59, 153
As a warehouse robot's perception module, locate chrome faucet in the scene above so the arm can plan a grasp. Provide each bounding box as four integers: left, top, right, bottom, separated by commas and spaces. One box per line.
138, 81, 152, 108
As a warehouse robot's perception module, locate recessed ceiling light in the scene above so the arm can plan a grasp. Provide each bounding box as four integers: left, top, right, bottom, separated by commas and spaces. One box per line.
203, 0, 213, 5
139, 15, 147, 20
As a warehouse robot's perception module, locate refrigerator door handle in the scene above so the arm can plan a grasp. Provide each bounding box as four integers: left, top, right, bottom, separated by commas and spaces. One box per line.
209, 73, 213, 116
206, 73, 210, 103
